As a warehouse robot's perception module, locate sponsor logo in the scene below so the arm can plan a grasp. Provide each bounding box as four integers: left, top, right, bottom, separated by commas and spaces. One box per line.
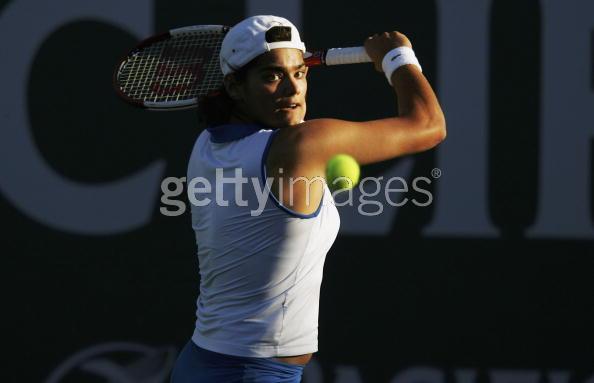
44, 342, 177, 383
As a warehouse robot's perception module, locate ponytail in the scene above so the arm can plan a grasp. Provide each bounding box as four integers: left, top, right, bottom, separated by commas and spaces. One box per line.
197, 88, 235, 126
197, 59, 256, 127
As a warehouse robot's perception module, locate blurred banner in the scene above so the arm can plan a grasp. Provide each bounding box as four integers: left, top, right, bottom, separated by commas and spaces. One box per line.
2, 0, 592, 382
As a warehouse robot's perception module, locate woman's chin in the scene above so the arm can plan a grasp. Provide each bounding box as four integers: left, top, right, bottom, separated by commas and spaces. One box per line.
273, 112, 305, 127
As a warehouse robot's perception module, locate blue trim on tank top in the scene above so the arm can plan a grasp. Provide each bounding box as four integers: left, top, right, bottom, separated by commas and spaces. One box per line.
207, 123, 262, 143
261, 129, 323, 219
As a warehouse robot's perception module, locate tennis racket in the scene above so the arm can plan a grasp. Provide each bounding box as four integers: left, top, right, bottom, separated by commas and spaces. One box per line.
113, 25, 372, 111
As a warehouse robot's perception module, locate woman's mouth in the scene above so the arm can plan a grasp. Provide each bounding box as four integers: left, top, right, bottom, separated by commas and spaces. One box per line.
276, 102, 299, 111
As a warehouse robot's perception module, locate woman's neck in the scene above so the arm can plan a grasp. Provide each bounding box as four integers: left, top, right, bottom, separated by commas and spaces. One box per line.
228, 104, 254, 125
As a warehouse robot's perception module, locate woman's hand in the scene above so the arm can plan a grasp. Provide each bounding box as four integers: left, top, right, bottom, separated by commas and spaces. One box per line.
364, 31, 412, 72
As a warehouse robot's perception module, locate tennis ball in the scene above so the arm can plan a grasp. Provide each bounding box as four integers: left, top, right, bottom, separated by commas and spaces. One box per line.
326, 154, 360, 191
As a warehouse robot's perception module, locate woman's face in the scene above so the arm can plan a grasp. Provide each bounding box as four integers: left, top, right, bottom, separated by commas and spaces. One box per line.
232, 48, 308, 128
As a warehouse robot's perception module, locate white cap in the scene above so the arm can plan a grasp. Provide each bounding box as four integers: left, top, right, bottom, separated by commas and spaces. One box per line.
220, 15, 306, 76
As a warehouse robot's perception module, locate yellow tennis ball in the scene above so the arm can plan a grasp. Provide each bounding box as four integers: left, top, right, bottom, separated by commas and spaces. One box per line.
326, 154, 360, 191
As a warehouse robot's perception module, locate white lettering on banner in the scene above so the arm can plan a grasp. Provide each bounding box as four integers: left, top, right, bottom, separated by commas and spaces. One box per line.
0, 0, 164, 235
423, 0, 498, 237
44, 342, 176, 383
490, 370, 540, 383
456, 369, 479, 383
0, 0, 591, 238
334, 365, 364, 383
527, 0, 594, 238
44, 341, 588, 383
391, 367, 445, 383
548, 371, 572, 383
302, 358, 323, 383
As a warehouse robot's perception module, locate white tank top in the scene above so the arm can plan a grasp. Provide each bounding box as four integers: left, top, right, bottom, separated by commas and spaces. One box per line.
187, 123, 340, 358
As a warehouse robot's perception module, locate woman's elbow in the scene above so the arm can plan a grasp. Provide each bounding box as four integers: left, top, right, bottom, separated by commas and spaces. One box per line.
419, 112, 446, 150
411, 107, 446, 146
430, 112, 447, 144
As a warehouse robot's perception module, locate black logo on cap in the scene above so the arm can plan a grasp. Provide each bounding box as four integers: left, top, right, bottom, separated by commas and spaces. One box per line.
265, 26, 292, 43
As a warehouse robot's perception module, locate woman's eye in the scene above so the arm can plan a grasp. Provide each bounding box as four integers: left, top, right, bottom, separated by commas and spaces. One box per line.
265, 73, 282, 81
295, 71, 306, 79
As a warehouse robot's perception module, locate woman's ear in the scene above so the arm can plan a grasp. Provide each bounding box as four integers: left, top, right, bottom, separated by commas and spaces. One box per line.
224, 74, 243, 102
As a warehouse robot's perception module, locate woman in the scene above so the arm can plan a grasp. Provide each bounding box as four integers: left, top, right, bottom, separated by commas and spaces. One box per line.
171, 15, 445, 383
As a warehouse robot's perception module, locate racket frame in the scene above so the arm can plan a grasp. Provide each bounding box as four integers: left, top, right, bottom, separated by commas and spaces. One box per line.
113, 25, 229, 111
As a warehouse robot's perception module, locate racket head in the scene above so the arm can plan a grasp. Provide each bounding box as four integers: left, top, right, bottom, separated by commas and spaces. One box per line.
113, 25, 229, 111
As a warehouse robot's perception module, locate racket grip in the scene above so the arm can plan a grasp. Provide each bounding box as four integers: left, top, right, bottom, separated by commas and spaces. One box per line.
324, 47, 371, 66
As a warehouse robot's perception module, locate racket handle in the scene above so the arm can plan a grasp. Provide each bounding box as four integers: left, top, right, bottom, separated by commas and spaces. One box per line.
324, 46, 371, 66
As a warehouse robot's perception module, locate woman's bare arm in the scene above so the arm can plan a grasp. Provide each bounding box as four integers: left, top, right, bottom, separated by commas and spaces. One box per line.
266, 31, 446, 214
276, 31, 446, 171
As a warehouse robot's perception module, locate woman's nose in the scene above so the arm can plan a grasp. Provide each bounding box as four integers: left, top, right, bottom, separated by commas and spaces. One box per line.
282, 76, 300, 96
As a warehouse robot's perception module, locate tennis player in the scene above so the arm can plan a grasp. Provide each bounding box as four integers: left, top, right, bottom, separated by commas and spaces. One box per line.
170, 15, 445, 383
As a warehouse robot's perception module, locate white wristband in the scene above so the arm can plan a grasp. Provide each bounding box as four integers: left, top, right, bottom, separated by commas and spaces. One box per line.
381, 46, 422, 85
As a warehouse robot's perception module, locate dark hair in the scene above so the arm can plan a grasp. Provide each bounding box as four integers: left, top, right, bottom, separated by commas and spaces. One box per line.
197, 59, 256, 127
197, 88, 235, 127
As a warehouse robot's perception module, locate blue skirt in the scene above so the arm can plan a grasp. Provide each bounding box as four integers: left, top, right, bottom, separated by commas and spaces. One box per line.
170, 340, 305, 383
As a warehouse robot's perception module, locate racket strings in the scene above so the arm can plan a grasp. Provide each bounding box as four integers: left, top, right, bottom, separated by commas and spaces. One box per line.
117, 32, 224, 104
